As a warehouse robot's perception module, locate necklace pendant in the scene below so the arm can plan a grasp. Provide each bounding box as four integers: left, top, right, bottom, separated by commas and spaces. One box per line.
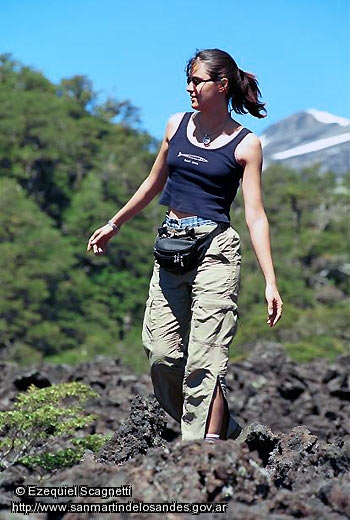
202, 135, 211, 146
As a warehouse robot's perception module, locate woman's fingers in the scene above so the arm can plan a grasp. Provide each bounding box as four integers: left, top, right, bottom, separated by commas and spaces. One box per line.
267, 298, 283, 327
87, 228, 105, 251
93, 243, 105, 255
265, 284, 283, 327
90, 234, 100, 247
87, 231, 109, 255
276, 300, 283, 324
87, 231, 99, 251
93, 242, 105, 255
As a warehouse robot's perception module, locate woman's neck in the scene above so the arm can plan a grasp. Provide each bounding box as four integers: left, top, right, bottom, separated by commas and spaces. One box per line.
196, 107, 231, 134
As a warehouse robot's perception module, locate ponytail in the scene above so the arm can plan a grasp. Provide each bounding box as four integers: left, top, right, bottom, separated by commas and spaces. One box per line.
230, 68, 266, 119
186, 49, 267, 119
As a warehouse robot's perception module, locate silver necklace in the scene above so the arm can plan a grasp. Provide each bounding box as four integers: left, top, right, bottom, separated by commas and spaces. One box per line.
196, 113, 230, 147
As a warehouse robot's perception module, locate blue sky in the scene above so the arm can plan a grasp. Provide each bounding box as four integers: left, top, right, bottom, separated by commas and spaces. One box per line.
1, 0, 349, 140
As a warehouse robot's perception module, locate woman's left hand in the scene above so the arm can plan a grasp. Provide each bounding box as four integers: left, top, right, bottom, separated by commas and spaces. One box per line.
265, 284, 283, 327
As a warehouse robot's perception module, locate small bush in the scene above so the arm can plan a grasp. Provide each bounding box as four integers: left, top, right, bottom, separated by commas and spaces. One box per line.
20, 434, 110, 472
0, 382, 102, 472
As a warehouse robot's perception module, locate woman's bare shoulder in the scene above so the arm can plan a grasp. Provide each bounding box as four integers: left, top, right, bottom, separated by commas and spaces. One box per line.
236, 131, 262, 164
165, 112, 187, 140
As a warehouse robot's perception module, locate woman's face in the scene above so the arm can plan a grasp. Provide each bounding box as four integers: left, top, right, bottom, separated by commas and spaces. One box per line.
186, 60, 220, 111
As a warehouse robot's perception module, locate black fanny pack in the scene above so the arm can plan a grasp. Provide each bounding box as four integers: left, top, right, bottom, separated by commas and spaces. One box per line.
153, 222, 229, 274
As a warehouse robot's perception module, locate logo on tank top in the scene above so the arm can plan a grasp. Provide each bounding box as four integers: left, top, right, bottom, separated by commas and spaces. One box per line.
177, 151, 208, 165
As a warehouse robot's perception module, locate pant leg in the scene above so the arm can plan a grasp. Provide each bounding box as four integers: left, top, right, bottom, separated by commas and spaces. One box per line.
142, 261, 192, 423
181, 226, 241, 441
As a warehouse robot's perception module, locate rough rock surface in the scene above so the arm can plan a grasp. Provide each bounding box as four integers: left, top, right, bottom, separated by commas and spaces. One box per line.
0, 343, 349, 519
96, 394, 167, 465
225, 342, 350, 443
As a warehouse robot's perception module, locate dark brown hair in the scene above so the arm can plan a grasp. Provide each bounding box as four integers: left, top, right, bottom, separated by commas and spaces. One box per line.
186, 48, 266, 119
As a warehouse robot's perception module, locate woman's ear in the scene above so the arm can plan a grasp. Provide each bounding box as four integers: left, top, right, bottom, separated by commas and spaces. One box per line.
219, 77, 228, 93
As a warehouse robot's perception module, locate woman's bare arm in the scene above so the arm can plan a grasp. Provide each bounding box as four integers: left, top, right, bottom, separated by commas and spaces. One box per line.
238, 134, 283, 326
87, 114, 183, 255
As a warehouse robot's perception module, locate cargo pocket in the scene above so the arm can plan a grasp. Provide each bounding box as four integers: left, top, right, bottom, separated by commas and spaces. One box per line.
191, 300, 238, 349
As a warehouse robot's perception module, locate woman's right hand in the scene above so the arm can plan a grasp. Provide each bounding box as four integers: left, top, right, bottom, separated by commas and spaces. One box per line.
87, 224, 119, 256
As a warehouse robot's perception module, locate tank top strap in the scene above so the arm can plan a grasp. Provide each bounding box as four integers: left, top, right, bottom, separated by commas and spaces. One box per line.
176, 112, 192, 138
230, 127, 252, 152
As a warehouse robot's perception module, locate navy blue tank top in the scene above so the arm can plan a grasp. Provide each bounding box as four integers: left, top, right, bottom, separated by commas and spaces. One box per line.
159, 112, 252, 223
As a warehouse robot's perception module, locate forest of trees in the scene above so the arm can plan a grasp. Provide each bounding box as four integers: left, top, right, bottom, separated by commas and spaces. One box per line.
0, 54, 348, 372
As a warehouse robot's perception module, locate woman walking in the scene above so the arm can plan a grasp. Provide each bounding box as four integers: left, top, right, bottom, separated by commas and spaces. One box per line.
87, 48, 283, 442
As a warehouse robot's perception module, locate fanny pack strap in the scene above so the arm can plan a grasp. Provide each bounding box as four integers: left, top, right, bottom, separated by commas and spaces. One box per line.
158, 221, 229, 240
195, 222, 230, 243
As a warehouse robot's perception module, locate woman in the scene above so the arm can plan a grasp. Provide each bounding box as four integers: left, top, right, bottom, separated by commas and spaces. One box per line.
87, 49, 283, 443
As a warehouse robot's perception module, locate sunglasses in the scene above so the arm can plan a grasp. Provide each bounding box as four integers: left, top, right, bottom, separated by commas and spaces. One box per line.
186, 76, 214, 87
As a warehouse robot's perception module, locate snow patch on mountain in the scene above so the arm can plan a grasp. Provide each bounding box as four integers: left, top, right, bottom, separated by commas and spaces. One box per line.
260, 109, 349, 174
272, 133, 350, 160
306, 109, 349, 127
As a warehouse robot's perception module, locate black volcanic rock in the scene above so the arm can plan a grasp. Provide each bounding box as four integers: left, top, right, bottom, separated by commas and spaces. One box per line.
13, 371, 52, 391
12, 424, 348, 520
96, 394, 167, 465
0, 343, 349, 519
224, 342, 350, 443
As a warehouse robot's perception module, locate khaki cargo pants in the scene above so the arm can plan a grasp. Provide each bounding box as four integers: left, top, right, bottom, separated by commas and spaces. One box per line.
142, 225, 241, 441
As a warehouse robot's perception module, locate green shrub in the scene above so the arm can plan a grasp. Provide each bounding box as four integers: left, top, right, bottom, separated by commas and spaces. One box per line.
0, 382, 101, 472
20, 434, 110, 472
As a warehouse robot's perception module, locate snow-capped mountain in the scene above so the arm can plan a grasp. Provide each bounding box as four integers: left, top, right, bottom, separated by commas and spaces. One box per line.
260, 109, 350, 175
